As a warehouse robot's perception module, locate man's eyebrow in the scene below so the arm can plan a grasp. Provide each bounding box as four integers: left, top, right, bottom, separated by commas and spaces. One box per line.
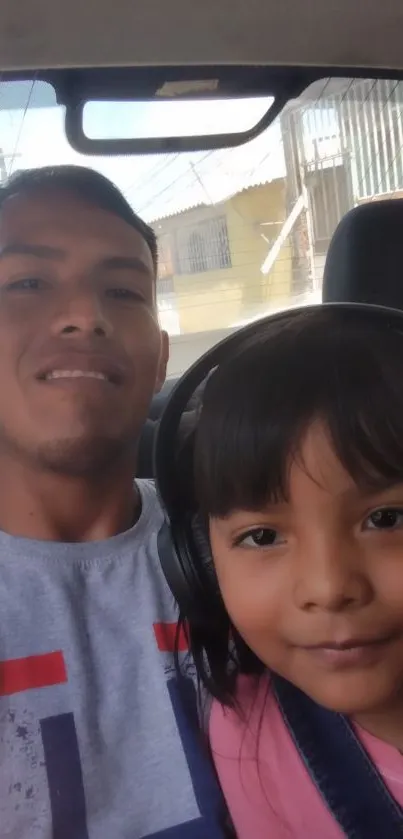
0, 244, 66, 260
0, 247, 153, 276
101, 255, 152, 275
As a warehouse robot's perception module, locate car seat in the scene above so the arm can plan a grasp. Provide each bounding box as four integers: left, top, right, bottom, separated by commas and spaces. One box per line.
323, 199, 403, 308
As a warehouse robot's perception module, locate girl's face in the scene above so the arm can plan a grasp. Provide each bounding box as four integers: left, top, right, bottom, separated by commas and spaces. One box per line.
209, 421, 403, 717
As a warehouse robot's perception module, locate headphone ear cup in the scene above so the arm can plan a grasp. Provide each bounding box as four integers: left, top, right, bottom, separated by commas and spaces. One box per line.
189, 513, 216, 588
188, 513, 222, 615
183, 514, 229, 632
177, 511, 222, 622
158, 510, 222, 627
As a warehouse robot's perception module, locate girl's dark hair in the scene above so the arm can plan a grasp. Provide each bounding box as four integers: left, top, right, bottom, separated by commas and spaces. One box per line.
183, 306, 403, 705
0, 165, 158, 271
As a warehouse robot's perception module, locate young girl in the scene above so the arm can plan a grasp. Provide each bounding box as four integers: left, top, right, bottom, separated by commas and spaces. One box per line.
184, 305, 403, 837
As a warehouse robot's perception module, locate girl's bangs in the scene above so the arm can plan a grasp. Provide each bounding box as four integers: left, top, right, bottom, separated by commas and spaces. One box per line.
194, 308, 403, 517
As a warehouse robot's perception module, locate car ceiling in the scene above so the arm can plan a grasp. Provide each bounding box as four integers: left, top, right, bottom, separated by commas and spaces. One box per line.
2, 0, 403, 73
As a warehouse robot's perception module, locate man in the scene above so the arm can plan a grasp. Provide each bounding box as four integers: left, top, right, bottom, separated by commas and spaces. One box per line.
0, 165, 225, 837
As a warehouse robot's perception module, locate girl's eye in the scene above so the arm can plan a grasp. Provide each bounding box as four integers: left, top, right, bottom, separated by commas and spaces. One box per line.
106, 288, 143, 301
365, 508, 403, 531
7, 277, 44, 291
236, 527, 284, 548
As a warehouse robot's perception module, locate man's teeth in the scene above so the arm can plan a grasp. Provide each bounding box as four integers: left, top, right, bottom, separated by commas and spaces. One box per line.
45, 370, 107, 381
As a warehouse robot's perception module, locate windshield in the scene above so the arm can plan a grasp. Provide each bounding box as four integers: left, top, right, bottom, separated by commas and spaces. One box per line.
1, 76, 402, 376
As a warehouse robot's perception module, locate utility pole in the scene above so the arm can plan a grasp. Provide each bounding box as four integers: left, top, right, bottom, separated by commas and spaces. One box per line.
280, 108, 315, 296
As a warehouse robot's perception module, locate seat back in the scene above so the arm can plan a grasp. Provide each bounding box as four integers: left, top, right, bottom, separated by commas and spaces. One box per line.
323, 199, 403, 308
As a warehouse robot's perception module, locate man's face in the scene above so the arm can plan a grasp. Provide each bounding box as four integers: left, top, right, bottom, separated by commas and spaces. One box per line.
0, 188, 168, 475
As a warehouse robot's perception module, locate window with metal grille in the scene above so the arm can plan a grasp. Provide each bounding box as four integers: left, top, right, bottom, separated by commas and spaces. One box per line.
175, 216, 232, 274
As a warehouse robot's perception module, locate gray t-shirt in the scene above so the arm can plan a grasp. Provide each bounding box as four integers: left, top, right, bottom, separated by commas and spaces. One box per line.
0, 480, 225, 838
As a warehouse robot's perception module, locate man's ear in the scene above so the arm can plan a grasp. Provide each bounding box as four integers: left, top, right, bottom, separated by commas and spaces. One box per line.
155, 329, 169, 394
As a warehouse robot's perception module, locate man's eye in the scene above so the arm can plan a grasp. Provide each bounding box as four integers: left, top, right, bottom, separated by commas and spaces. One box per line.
236, 528, 284, 548
106, 288, 143, 301
365, 507, 403, 531
7, 277, 44, 291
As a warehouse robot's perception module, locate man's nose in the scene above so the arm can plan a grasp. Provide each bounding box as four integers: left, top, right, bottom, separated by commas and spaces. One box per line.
50, 288, 113, 339
293, 534, 373, 613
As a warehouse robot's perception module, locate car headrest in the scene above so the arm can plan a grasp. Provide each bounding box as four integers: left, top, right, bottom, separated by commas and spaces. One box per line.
148, 378, 178, 421
137, 377, 206, 479
148, 375, 209, 422
323, 199, 403, 308
137, 410, 198, 479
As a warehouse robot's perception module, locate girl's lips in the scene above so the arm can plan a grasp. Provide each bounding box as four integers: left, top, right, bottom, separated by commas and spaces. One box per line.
302, 635, 396, 669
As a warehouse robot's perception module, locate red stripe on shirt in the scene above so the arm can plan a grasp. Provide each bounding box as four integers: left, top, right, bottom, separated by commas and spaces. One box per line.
153, 622, 189, 652
0, 651, 67, 696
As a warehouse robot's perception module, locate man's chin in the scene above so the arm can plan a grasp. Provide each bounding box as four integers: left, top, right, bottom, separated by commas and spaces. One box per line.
11, 432, 136, 478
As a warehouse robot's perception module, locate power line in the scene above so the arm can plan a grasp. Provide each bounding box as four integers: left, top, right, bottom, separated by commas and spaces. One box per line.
138, 150, 216, 217
8, 77, 36, 175
123, 152, 181, 200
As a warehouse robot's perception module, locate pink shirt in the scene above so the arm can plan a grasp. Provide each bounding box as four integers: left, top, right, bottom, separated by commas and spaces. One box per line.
210, 676, 403, 838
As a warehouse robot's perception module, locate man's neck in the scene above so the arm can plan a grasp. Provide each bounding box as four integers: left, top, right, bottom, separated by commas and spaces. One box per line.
0, 456, 139, 542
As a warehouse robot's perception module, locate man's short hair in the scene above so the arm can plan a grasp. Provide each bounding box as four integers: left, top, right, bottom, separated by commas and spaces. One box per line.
1, 165, 158, 272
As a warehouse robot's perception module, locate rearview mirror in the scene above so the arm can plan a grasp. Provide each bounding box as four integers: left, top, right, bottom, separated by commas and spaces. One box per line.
82, 97, 273, 141
66, 94, 280, 155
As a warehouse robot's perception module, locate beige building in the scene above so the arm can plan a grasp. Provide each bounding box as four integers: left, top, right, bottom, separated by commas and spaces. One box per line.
152, 177, 293, 335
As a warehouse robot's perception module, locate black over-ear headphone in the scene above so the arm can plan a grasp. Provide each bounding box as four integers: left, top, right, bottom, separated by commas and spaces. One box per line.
154, 301, 403, 626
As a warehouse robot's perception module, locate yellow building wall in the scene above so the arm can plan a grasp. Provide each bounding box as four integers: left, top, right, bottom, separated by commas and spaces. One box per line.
155, 179, 293, 334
